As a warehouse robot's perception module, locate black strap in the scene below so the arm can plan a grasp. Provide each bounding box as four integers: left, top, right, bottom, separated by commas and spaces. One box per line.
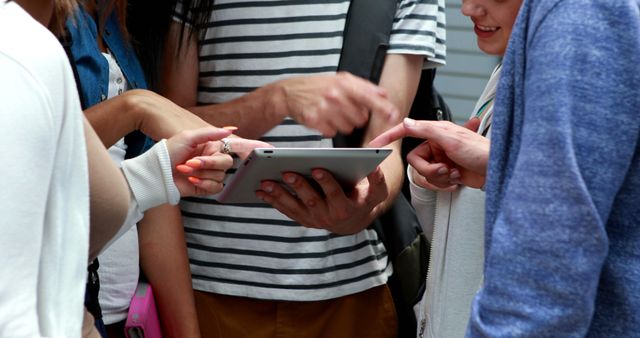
333, 0, 398, 148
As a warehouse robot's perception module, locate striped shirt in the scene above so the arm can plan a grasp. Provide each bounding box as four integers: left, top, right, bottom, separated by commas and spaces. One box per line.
177, 0, 446, 301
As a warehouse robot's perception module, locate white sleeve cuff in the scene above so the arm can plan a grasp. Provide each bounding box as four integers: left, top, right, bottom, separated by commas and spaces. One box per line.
407, 165, 437, 204
121, 139, 180, 213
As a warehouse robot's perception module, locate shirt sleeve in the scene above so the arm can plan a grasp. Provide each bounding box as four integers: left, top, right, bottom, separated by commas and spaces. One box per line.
408, 165, 437, 242
101, 139, 179, 252
388, 0, 446, 67
0, 60, 53, 336
467, 2, 640, 336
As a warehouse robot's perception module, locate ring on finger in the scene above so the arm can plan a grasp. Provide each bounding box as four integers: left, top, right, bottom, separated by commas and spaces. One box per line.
220, 138, 232, 154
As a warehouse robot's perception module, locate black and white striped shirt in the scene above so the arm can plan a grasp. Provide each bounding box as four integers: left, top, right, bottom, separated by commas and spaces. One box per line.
178, 0, 446, 301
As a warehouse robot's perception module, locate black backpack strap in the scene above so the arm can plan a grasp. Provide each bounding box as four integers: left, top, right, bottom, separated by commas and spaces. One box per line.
333, 2, 434, 337
333, 0, 398, 148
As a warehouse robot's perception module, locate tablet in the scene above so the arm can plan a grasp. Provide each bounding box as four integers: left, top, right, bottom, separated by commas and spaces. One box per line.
214, 148, 392, 204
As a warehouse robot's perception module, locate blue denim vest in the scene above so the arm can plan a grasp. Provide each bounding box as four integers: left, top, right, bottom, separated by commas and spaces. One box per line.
65, 6, 152, 158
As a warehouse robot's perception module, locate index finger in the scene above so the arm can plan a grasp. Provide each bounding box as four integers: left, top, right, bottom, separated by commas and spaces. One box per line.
367, 122, 407, 147
340, 73, 399, 123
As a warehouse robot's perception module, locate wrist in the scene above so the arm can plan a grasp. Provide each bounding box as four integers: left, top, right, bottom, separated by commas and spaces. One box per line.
261, 81, 288, 121
122, 89, 148, 132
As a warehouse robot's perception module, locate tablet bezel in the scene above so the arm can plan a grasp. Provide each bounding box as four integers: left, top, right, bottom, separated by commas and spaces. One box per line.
214, 148, 392, 204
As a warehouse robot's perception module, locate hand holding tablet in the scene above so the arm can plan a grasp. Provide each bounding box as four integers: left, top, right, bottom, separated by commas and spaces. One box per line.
214, 148, 392, 204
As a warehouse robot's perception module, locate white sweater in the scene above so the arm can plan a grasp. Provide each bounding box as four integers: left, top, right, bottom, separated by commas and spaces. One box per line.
412, 66, 501, 338
0, 2, 90, 336
0, 2, 179, 336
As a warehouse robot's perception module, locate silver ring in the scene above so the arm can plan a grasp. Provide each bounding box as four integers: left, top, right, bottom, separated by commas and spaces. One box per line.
220, 138, 232, 154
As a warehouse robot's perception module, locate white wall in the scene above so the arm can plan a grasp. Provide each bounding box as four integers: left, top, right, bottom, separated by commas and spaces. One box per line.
435, 0, 500, 123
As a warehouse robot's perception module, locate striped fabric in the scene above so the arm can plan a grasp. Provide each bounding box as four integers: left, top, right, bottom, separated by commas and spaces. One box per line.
177, 0, 446, 301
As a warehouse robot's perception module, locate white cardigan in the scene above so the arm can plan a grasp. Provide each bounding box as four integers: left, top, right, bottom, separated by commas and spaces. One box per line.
411, 66, 501, 338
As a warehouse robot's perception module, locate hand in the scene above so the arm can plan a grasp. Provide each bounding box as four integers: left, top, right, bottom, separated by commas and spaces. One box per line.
275, 72, 400, 137
220, 136, 274, 160
369, 118, 489, 189
408, 141, 458, 192
173, 132, 272, 195
166, 127, 234, 196
256, 167, 388, 235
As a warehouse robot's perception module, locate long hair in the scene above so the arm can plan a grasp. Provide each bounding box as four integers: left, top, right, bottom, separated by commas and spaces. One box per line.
50, 0, 78, 36
127, 0, 214, 90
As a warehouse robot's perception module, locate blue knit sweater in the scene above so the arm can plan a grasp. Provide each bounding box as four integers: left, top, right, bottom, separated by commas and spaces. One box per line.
466, 0, 640, 336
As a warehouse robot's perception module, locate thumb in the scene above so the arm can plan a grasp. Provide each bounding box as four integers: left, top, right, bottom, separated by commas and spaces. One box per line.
463, 117, 481, 132
182, 127, 233, 146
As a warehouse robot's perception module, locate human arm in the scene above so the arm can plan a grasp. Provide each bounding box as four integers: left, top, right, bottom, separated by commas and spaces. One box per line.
256, 53, 423, 234
159, 21, 398, 139
83, 89, 212, 148
90, 127, 236, 259
466, 2, 640, 336
407, 166, 437, 242
138, 205, 200, 338
370, 117, 489, 189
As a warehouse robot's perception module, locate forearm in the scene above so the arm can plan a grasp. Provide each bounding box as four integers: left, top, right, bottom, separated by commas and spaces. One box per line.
91, 140, 180, 259
83, 90, 143, 148
138, 204, 200, 338
85, 118, 131, 260
365, 53, 423, 213
185, 83, 286, 139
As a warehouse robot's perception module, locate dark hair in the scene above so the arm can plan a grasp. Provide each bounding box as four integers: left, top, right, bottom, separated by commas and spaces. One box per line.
127, 0, 214, 90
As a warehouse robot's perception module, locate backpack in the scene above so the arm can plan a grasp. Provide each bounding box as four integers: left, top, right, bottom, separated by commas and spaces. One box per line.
333, 0, 450, 336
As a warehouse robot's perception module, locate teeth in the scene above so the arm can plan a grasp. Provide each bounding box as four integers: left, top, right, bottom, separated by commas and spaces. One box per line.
477, 25, 498, 32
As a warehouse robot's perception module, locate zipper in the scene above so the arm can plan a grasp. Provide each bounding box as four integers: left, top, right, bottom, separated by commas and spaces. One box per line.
420, 192, 441, 338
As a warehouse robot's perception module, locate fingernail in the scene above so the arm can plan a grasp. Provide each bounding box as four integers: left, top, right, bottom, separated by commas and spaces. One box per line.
188, 177, 201, 184
176, 164, 193, 174
404, 117, 416, 127
449, 170, 461, 179
263, 183, 273, 193
223, 126, 238, 132
437, 167, 448, 175
284, 174, 296, 184
186, 159, 203, 168
312, 170, 324, 180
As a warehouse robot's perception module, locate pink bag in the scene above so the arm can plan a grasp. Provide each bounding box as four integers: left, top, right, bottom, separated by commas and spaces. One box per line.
124, 282, 163, 338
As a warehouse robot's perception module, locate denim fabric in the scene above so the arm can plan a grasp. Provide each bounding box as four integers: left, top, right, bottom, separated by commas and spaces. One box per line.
65, 6, 151, 158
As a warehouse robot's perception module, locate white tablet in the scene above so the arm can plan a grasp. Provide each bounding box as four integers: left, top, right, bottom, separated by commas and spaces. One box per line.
214, 148, 392, 204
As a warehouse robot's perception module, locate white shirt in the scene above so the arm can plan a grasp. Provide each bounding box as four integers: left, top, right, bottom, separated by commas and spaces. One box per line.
0, 2, 90, 336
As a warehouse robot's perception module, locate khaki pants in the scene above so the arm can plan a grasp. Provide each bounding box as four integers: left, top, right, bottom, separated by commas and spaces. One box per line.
194, 285, 398, 338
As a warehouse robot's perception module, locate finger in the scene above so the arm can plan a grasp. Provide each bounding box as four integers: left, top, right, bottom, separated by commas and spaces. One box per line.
311, 169, 351, 206
399, 118, 451, 141
412, 170, 457, 192
257, 180, 306, 218
367, 122, 407, 147
324, 87, 370, 130
186, 153, 234, 171
310, 169, 355, 224
407, 155, 452, 189
364, 167, 388, 206
407, 145, 453, 189
281, 172, 328, 211
225, 138, 274, 159
326, 103, 367, 135
186, 177, 225, 195
181, 169, 227, 183
180, 127, 233, 147
463, 117, 481, 132
336, 72, 399, 123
